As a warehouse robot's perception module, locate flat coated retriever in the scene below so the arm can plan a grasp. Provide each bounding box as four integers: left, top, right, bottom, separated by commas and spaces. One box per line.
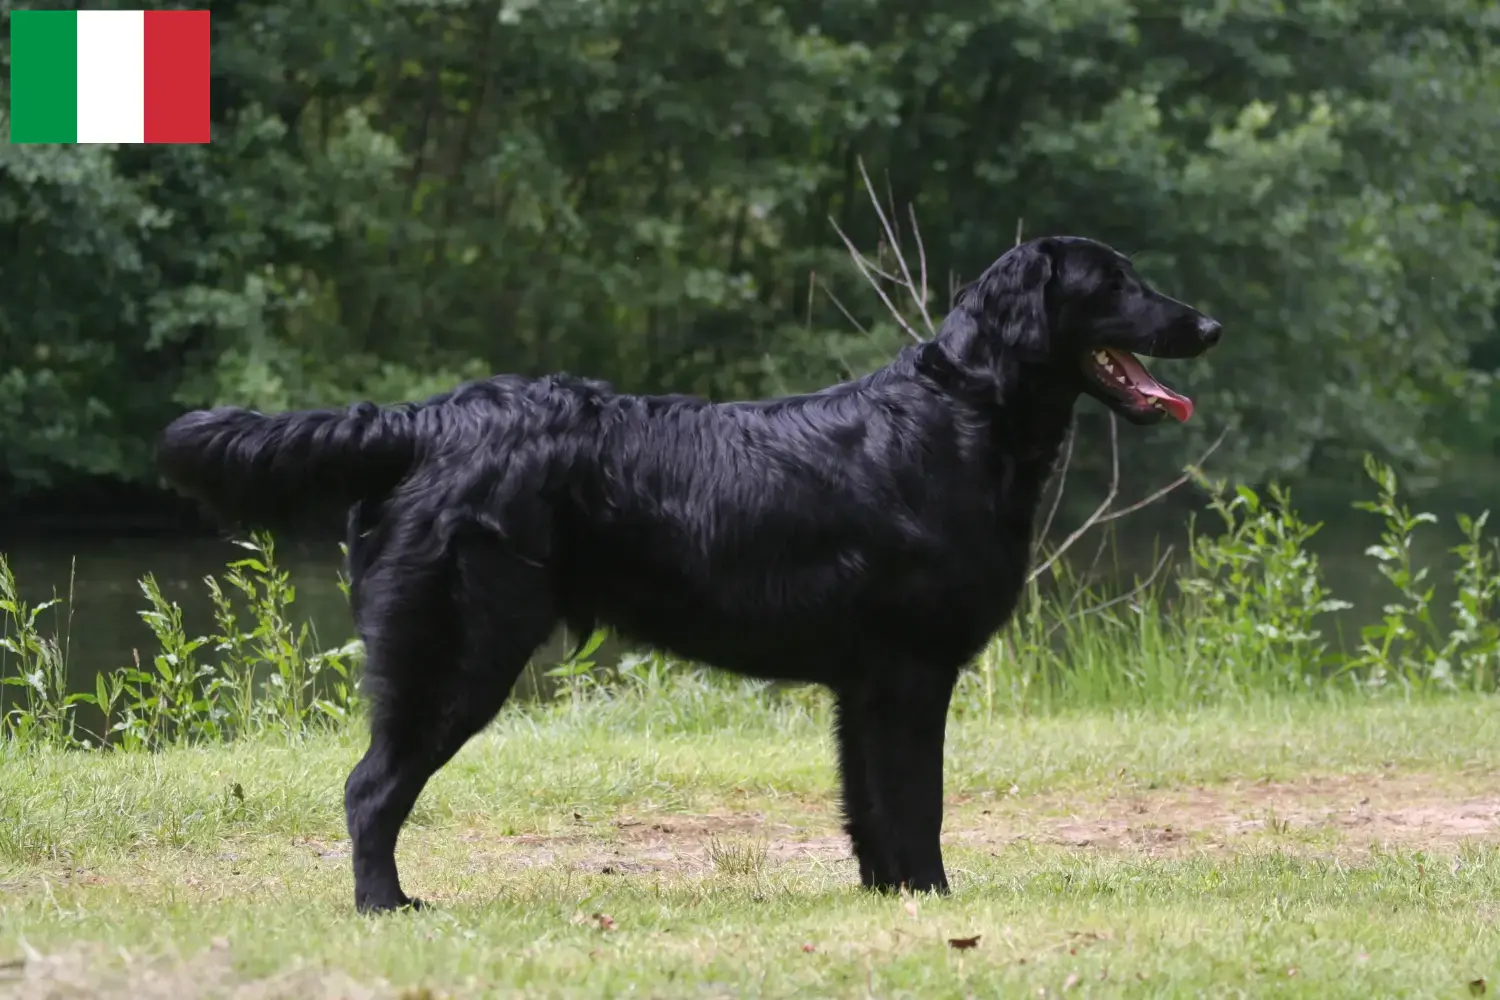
157, 236, 1223, 912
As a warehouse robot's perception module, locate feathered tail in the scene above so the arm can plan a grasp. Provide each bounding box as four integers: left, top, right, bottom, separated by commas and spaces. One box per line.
156, 401, 419, 532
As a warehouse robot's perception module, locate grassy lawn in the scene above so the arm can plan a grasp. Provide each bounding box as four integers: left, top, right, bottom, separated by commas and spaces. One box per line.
5, 685, 1500, 998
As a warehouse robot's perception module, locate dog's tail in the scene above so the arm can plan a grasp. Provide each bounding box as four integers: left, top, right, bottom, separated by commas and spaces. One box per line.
157, 402, 421, 532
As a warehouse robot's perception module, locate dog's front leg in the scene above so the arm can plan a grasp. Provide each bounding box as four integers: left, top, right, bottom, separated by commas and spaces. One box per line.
858, 663, 958, 894
834, 686, 897, 889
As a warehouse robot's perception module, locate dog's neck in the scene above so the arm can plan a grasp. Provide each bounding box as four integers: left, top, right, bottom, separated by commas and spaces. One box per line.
988, 359, 1078, 478
918, 318, 1078, 467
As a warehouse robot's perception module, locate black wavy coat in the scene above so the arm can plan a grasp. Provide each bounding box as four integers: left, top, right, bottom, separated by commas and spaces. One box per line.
158, 236, 1223, 912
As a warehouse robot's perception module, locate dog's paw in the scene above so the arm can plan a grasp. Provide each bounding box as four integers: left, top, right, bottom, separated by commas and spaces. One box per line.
355, 892, 426, 915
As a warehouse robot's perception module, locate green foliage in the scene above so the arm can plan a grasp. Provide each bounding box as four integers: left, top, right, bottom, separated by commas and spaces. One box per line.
957, 457, 1500, 716
1349, 455, 1500, 692
1, 536, 361, 751
1178, 482, 1350, 687
1, 1, 1497, 497
3, 455, 1499, 750
0, 558, 88, 747
543, 627, 611, 704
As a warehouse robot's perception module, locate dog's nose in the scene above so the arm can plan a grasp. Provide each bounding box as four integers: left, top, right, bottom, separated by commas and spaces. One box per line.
1196, 316, 1223, 346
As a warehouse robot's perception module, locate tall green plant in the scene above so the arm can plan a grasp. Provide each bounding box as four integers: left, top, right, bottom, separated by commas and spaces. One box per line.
3, 535, 363, 752
1178, 482, 1351, 690
1350, 456, 1500, 691
0, 556, 90, 747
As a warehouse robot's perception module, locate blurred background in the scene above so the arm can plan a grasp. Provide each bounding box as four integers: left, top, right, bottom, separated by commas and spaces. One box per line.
1, 0, 1497, 688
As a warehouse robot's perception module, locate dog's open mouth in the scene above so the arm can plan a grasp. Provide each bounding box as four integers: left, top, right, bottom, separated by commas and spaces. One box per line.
1083, 348, 1194, 422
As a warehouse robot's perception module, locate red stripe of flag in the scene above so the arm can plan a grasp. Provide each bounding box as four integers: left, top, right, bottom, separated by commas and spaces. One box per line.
143, 10, 211, 144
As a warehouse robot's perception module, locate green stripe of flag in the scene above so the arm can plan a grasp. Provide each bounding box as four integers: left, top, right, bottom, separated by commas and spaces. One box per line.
10, 11, 79, 143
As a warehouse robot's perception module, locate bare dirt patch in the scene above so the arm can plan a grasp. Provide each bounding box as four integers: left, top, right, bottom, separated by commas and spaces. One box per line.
440, 810, 853, 879
270, 772, 1500, 888
426, 771, 1500, 876
988, 771, 1500, 858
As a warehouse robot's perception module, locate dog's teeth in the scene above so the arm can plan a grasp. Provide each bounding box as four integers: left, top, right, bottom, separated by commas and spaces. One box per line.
1094, 351, 1109, 364
1115, 375, 1127, 384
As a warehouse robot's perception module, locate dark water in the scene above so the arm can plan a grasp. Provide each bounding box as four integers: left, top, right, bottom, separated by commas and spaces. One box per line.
0, 477, 1491, 703
0, 534, 615, 709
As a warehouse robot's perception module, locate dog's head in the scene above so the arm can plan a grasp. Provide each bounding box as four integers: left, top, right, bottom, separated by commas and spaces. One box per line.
944, 236, 1222, 424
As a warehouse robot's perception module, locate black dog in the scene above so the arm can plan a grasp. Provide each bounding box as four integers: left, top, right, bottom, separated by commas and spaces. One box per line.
157, 236, 1222, 913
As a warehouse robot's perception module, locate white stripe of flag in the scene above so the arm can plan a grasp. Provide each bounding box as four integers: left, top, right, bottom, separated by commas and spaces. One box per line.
76, 11, 147, 143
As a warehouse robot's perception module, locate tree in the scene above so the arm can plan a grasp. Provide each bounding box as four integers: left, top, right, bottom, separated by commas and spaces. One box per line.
0, 0, 1495, 503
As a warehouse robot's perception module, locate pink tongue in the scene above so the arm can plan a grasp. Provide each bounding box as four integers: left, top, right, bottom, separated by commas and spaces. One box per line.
1104, 349, 1194, 422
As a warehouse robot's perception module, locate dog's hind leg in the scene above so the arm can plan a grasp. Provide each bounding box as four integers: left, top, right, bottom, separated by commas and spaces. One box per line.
856, 662, 959, 895
833, 688, 898, 889
343, 530, 554, 913
343, 498, 383, 640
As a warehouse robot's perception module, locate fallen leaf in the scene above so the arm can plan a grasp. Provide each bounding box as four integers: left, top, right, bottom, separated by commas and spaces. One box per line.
948, 935, 981, 950
904, 901, 919, 918
1063, 972, 1081, 990
1287, 967, 1299, 977
209, 937, 230, 952
592, 912, 616, 931
1470, 979, 1487, 997
801, 944, 816, 953
573, 811, 583, 821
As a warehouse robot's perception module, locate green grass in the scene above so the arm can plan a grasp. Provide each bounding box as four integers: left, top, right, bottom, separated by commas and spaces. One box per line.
3, 457, 1499, 996
5, 687, 1500, 997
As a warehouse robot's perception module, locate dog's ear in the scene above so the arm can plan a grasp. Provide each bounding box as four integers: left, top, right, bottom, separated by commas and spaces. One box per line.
978, 242, 1053, 360
921, 240, 1057, 402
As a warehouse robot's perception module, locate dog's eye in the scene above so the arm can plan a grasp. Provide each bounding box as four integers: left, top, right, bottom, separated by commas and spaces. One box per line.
1108, 272, 1129, 293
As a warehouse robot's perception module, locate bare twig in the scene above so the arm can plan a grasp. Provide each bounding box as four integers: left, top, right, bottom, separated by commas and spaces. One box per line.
1062, 529, 1114, 620
1014, 217, 1025, 247
1029, 422, 1228, 583
883, 171, 901, 250
855, 156, 936, 335
1046, 547, 1174, 640
828, 218, 921, 342
907, 203, 931, 329
1028, 415, 1121, 583
816, 277, 872, 336
1035, 424, 1076, 549
1096, 427, 1229, 524
845, 249, 905, 286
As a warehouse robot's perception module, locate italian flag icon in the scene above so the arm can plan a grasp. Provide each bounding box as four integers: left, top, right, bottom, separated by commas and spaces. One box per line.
9, 9, 211, 144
